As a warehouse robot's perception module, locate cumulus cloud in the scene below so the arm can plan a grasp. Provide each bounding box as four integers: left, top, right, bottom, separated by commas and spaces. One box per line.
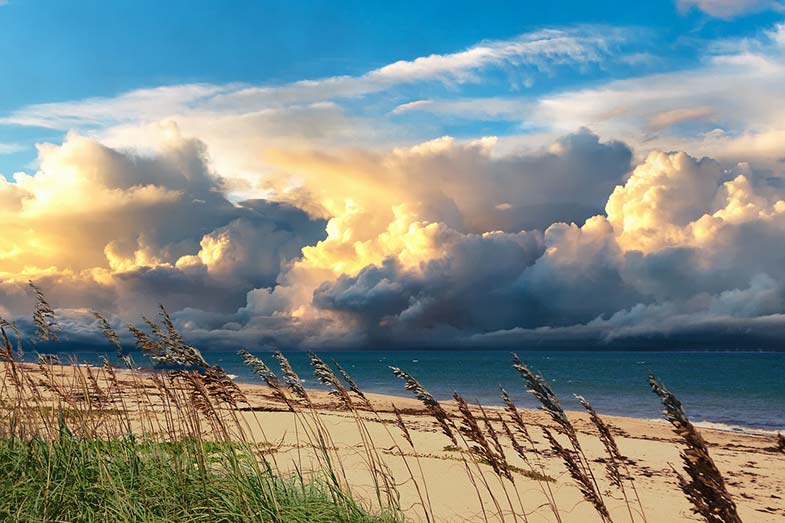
221, 146, 785, 349
260, 129, 631, 234
4, 125, 785, 350
7, 119, 785, 351
0, 130, 325, 320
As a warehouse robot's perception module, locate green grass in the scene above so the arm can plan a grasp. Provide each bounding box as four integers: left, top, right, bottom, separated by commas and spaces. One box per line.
0, 430, 402, 523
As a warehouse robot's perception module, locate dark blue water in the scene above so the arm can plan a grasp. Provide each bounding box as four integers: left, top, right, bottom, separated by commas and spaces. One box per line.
43, 350, 785, 431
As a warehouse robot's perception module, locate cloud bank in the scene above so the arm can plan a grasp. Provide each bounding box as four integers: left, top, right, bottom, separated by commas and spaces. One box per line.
3, 126, 785, 351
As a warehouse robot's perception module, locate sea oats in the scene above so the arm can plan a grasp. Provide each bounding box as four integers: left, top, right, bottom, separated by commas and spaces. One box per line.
649, 373, 741, 523
543, 428, 611, 522
454, 393, 510, 480
28, 281, 60, 342
309, 353, 352, 409
512, 353, 580, 450
273, 351, 309, 402
335, 361, 372, 408
91, 311, 124, 358
390, 366, 457, 445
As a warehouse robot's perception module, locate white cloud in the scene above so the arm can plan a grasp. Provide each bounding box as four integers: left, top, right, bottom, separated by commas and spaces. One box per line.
676, 0, 784, 18
0, 142, 24, 154
0, 84, 232, 130
391, 97, 531, 120
386, 23, 785, 168
367, 28, 619, 84
0, 26, 624, 132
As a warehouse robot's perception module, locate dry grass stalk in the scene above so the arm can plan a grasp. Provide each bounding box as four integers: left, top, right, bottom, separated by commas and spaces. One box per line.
335, 361, 372, 409
203, 366, 247, 409
392, 404, 413, 448
649, 374, 741, 523
500, 388, 535, 451
543, 428, 612, 522
140, 306, 209, 368
454, 394, 511, 481
390, 368, 501, 522
310, 355, 402, 514
513, 354, 609, 521
238, 350, 293, 409
575, 395, 625, 486
0, 317, 23, 360
512, 353, 578, 449
777, 433, 785, 453
273, 351, 309, 402
29, 281, 60, 342
1, 327, 23, 392
91, 311, 123, 358
577, 395, 647, 523
390, 366, 456, 445
309, 353, 353, 410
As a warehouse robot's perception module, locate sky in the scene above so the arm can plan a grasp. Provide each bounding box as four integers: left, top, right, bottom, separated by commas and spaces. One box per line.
2, 0, 785, 350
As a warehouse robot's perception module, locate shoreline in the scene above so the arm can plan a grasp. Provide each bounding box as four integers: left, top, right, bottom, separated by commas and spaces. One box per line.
3, 360, 785, 521
28, 348, 785, 434
44, 360, 785, 435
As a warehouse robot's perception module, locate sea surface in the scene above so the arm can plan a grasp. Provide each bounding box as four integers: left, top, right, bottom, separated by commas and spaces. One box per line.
39, 350, 785, 432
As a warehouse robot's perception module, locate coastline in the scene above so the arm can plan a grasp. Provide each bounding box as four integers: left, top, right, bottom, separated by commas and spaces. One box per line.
46, 348, 785, 432
4, 361, 784, 522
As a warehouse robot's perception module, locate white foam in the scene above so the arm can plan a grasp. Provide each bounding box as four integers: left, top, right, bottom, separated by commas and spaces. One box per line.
646, 417, 782, 435
646, 418, 785, 436
691, 420, 782, 436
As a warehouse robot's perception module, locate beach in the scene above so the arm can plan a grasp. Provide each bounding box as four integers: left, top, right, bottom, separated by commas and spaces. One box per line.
3, 360, 783, 522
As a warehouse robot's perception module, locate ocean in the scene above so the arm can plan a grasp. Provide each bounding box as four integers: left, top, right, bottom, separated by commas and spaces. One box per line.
36, 349, 785, 432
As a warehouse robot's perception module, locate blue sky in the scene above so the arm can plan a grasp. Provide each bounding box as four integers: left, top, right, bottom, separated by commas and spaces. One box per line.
1, 0, 784, 176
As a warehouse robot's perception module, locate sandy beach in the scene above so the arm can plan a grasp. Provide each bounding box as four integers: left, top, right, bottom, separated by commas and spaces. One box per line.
3, 361, 783, 523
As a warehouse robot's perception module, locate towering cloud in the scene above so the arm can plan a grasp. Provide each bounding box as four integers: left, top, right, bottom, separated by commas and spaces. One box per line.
4, 122, 785, 350
0, 130, 326, 318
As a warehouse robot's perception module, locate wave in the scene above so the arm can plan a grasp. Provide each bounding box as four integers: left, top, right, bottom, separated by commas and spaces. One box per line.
647, 418, 783, 435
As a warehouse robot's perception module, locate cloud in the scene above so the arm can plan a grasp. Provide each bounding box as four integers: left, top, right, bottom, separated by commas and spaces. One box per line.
366, 28, 619, 84
647, 106, 716, 131
5, 127, 785, 350
0, 84, 231, 130
0, 131, 325, 319
237, 146, 785, 349
517, 24, 785, 163
0, 26, 623, 135
391, 98, 531, 120
259, 128, 631, 234
676, 0, 784, 18
0, 142, 24, 154
385, 23, 785, 169
5, 23, 785, 350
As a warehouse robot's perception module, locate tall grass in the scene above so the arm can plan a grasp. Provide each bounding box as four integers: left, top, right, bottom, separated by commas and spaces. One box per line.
0, 284, 777, 522
0, 435, 384, 523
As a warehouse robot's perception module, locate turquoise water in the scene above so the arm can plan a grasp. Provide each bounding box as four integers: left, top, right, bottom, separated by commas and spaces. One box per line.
48, 350, 785, 431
